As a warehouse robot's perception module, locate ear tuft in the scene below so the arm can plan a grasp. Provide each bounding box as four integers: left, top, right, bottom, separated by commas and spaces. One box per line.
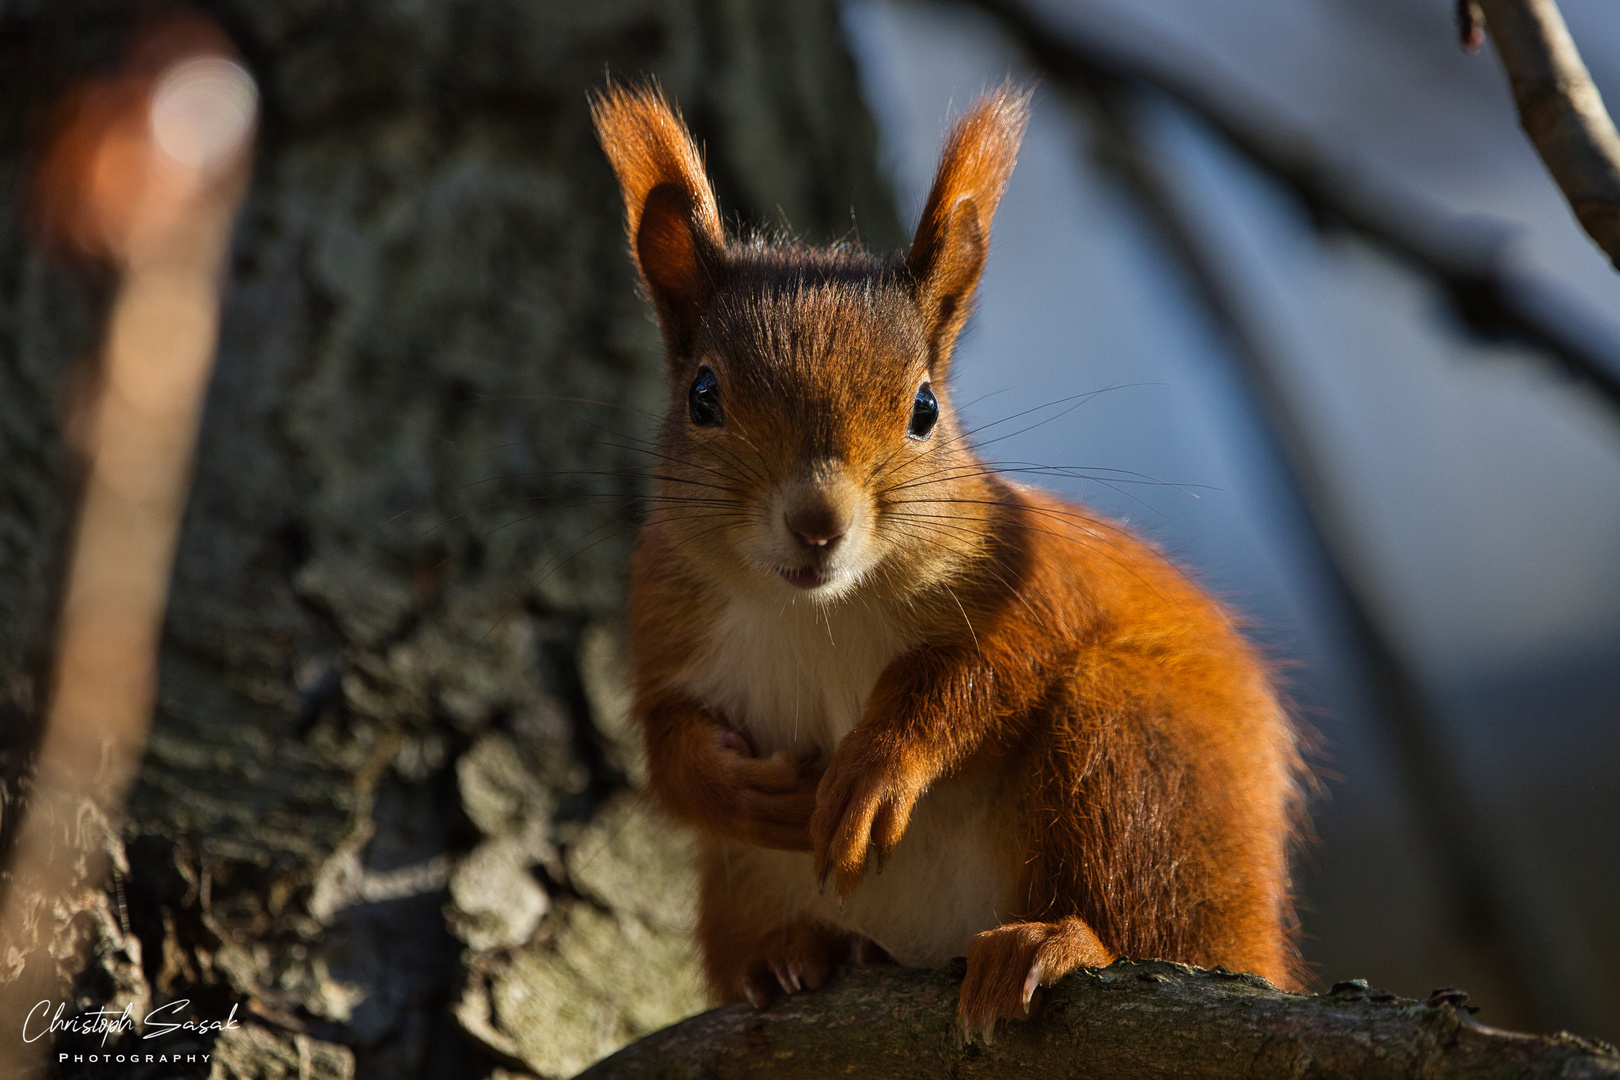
591, 83, 726, 352
907, 83, 1032, 371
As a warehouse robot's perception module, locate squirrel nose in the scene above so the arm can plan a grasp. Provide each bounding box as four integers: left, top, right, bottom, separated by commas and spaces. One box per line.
785, 508, 849, 550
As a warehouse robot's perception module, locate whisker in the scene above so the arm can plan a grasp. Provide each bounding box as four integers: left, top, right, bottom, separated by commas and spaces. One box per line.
870, 515, 1047, 627
955, 383, 1157, 453
881, 461, 1208, 497
883, 506, 1174, 598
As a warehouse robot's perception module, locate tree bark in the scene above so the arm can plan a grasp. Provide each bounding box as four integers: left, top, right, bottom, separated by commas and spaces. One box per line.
1475, 0, 1620, 270
0, 2, 899, 1078
575, 960, 1620, 1080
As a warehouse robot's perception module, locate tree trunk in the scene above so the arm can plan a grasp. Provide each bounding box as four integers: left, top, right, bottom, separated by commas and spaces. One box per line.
0, 2, 899, 1077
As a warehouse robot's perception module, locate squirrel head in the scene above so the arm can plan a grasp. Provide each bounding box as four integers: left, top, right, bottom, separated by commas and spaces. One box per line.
593, 82, 1030, 604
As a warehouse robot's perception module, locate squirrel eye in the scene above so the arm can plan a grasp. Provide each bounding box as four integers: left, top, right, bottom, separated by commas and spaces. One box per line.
908, 382, 939, 440
688, 367, 722, 427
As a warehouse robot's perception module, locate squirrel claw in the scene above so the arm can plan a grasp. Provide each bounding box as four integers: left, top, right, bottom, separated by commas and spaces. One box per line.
1022, 961, 1045, 1010
958, 1012, 997, 1046
740, 975, 770, 1010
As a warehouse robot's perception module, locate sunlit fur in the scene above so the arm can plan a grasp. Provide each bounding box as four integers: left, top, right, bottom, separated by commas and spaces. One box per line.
647, 248, 992, 606
593, 83, 1304, 1040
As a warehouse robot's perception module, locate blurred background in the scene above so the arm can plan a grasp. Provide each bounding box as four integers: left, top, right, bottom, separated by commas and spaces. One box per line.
846, 0, 1620, 1041
0, 1, 1615, 1077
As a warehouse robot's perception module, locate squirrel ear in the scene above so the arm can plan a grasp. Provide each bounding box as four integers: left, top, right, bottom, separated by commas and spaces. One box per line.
592, 83, 726, 355
907, 84, 1031, 373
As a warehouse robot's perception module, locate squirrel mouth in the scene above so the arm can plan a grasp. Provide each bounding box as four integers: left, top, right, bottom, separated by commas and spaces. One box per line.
779, 567, 825, 590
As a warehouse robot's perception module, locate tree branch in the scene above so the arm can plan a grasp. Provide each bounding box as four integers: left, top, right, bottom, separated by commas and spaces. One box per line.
954, 0, 1620, 420
573, 961, 1620, 1080
1476, 0, 1620, 271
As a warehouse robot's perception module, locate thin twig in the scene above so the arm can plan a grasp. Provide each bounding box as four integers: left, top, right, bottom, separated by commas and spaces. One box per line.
1476, 0, 1620, 270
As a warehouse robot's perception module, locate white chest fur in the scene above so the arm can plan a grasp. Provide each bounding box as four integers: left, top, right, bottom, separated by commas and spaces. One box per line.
683, 590, 913, 757
680, 591, 1020, 967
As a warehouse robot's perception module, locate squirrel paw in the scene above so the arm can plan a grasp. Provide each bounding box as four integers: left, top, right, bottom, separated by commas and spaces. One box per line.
706, 727, 822, 851
809, 743, 923, 898
957, 918, 1114, 1044
734, 924, 841, 1008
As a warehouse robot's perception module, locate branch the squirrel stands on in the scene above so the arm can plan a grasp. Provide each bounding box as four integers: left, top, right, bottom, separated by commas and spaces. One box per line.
574, 961, 1620, 1080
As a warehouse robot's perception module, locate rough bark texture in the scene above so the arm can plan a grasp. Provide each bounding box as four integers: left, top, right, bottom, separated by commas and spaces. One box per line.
576, 961, 1620, 1080
0, 2, 900, 1077
1477, 0, 1620, 270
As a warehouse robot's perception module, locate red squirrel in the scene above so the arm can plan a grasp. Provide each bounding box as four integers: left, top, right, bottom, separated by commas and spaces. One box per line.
591, 83, 1303, 1040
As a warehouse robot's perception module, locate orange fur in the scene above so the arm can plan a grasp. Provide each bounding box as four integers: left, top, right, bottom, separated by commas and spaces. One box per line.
908, 82, 1030, 369
593, 83, 1304, 1041
589, 83, 723, 254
